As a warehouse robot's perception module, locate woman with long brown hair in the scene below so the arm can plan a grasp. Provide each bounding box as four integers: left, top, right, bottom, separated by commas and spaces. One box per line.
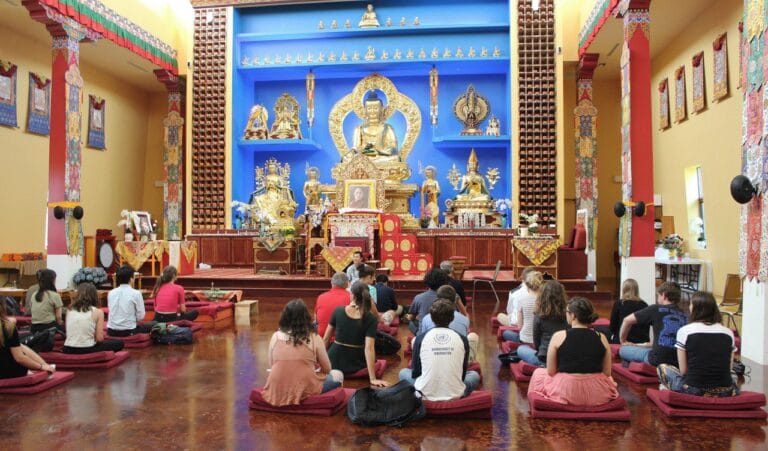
606, 278, 649, 344
263, 299, 344, 406
323, 281, 388, 387
0, 295, 55, 378
63, 283, 124, 354
152, 266, 199, 323
29, 269, 64, 334
517, 280, 569, 366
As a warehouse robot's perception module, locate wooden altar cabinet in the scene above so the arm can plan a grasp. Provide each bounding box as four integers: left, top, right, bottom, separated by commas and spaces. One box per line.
413, 229, 516, 269
512, 236, 562, 279
252, 237, 297, 274
115, 240, 198, 276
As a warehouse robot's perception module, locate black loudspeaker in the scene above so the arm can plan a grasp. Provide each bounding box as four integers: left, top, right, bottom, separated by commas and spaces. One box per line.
613, 202, 626, 218
731, 175, 757, 204
96, 236, 117, 274
73, 206, 84, 220
634, 201, 646, 217
53, 206, 65, 219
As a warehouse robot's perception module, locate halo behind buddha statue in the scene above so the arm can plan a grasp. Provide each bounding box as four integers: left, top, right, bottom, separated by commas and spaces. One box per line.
329, 73, 421, 180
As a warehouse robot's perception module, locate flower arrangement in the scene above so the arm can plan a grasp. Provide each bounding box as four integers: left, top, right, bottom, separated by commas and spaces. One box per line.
519, 212, 540, 234
117, 209, 133, 234
495, 198, 512, 228
661, 233, 684, 250
419, 206, 432, 228
73, 267, 108, 286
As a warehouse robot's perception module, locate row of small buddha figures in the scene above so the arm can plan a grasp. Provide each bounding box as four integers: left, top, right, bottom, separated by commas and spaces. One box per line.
316, 4, 417, 29
240, 45, 503, 67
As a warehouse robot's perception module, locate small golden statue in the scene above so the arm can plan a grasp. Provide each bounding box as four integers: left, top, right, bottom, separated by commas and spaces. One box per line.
414, 17, 421, 26
386, 17, 392, 27
329, 51, 337, 62
250, 158, 298, 228
421, 165, 441, 227
318, 52, 326, 62
317, 20, 325, 30
285, 54, 292, 64
493, 46, 501, 57
454, 149, 491, 201
269, 93, 302, 140
331, 19, 338, 29
349, 92, 399, 162
381, 49, 389, 60
365, 46, 376, 61
253, 56, 260, 65
303, 165, 321, 207
264, 56, 272, 65
485, 115, 501, 136
241, 55, 250, 66
275, 54, 282, 64
358, 4, 380, 28
455, 47, 464, 58
407, 49, 415, 60
481, 47, 488, 57
243, 105, 269, 140
431, 48, 439, 59
400, 17, 407, 26
345, 19, 351, 28
418, 48, 426, 59
295, 54, 303, 64
341, 51, 348, 61
443, 48, 452, 58
453, 84, 490, 136
468, 47, 477, 58
306, 53, 313, 63
352, 50, 360, 61
394, 49, 402, 60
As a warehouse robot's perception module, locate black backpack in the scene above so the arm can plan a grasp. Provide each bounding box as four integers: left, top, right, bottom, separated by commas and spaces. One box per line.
19, 327, 56, 353
150, 324, 194, 345
374, 330, 401, 355
347, 380, 426, 427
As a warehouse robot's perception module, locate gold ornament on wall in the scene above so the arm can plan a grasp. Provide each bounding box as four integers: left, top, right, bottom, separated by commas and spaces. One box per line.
453, 84, 490, 136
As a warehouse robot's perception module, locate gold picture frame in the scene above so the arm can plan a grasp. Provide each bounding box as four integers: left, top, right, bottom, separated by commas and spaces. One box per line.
344, 179, 377, 209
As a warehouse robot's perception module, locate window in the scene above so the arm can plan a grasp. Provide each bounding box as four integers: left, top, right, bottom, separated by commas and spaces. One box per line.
684, 165, 706, 250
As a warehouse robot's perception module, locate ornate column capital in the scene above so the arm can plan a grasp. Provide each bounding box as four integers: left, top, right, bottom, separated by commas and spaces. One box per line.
577, 53, 600, 80
154, 69, 186, 95
22, 0, 100, 42
615, 0, 651, 17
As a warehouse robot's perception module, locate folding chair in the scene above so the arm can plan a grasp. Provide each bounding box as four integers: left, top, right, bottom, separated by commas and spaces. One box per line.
471, 260, 502, 315
720, 274, 743, 315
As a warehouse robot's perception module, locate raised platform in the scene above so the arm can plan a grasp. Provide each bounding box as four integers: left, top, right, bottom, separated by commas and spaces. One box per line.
176, 267, 607, 305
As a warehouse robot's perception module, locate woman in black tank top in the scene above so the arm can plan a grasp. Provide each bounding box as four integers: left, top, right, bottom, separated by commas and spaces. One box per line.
527, 297, 618, 406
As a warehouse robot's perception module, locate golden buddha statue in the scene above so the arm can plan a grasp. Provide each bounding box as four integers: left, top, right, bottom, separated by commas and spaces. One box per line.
242, 105, 268, 140
421, 166, 441, 227
456, 149, 491, 201
303, 165, 321, 207
349, 92, 399, 163
358, 4, 380, 28
250, 158, 298, 227
269, 93, 302, 140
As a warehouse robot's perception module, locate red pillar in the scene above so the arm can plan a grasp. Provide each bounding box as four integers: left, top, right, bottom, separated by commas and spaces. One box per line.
617, 0, 654, 257
154, 70, 186, 241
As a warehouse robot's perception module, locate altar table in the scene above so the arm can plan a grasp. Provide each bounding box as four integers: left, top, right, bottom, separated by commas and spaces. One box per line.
655, 257, 712, 292
512, 236, 562, 279
116, 240, 197, 276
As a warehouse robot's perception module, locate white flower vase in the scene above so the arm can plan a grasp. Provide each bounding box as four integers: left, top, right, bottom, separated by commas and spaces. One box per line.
519, 226, 529, 237
150, 233, 157, 241
125, 232, 134, 242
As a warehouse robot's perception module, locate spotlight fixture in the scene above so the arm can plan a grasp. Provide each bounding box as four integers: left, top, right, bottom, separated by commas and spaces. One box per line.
613, 200, 647, 218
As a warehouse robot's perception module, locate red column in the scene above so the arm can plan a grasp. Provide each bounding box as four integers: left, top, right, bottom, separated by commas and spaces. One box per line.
154, 70, 186, 241
618, 0, 654, 257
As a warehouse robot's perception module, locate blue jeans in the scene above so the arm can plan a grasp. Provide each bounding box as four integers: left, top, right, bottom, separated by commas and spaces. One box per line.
517, 344, 543, 366
398, 368, 481, 398
658, 364, 739, 397
502, 330, 520, 342
408, 320, 419, 335
619, 345, 651, 364
321, 372, 342, 393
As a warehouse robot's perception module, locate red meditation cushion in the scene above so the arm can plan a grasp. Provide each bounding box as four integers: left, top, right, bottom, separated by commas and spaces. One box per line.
655, 389, 766, 410
103, 332, 151, 343
572, 225, 587, 250
389, 317, 400, 327
49, 351, 130, 370
165, 320, 203, 332
592, 318, 609, 327
527, 392, 631, 421
646, 389, 768, 419
510, 362, 532, 382
0, 371, 75, 395
612, 363, 658, 384
377, 323, 398, 336
490, 316, 501, 331
628, 361, 657, 376
12, 316, 32, 326
423, 390, 493, 419
0, 371, 48, 388
345, 359, 387, 379
610, 344, 621, 358
497, 325, 520, 342
250, 386, 346, 408
500, 340, 521, 354
40, 351, 116, 363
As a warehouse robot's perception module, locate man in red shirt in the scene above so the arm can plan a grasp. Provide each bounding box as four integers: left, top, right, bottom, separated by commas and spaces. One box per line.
315, 272, 351, 337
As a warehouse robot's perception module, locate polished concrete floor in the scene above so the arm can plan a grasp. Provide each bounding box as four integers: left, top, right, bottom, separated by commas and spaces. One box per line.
1, 299, 766, 451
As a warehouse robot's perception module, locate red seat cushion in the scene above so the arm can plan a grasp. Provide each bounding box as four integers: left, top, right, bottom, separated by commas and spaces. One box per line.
510, 362, 533, 382
249, 387, 351, 415
423, 390, 493, 419
165, 320, 203, 332
40, 351, 115, 363
389, 317, 400, 327
532, 393, 627, 412
528, 392, 630, 421
647, 389, 768, 419
345, 359, 387, 379
377, 323, 398, 336
500, 340, 521, 353
610, 344, 621, 358
497, 325, 520, 342
12, 316, 32, 326
628, 361, 657, 376
654, 389, 766, 410
104, 332, 151, 343
42, 351, 131, 370
612, 363, 658, 384
0, 371, 75, 395
592, 318, 609, 327
0, 371, 48, 388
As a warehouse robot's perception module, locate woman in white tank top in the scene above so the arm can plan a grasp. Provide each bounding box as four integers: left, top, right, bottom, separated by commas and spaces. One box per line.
63, 283, 124, 354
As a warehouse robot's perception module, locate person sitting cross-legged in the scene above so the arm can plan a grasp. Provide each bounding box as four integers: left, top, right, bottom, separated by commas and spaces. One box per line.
0, 300, 56, 378
516, 280, 569, 367
315, 272, 351, 338
263, 299, 344, 406
63, 283, 124, 354
152, 266, 200, 323
107, 265, 156, 336
657, 292, 739, 397
439, 260, 468, 311
399, 299, 481, 401
501, 270, 543, 344
407, 268, 450, 335
497, 267, 535, 327
345, 251, 364, 285
29, 269, 64, 335
528, 297, 619, 406
374, 274, 403, 326
619, 282, 687, 366
418, 285, 479, 363
602, 278, 649, 344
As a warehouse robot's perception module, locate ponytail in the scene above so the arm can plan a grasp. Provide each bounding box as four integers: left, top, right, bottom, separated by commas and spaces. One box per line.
152, 266, 178, 298
350, 281, 372, 319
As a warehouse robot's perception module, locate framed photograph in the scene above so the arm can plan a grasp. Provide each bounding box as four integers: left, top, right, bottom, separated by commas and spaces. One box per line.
131, 211, 153, 235
87, 94, 106, 149
344, 179, 376, 209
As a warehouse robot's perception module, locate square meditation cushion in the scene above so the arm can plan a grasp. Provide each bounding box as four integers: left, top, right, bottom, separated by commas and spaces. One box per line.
612, 363, 658, 384
654, 389, 766, 410
531, 393, 627, 412
423, 390, 493, 419
592, 318, 609, 327
0, 371, 75, 395
497, 325, 520, 342
345, 359, 387, 379
0, 371, 48, 388
40, 351, 130, 370
610, 344, 621, 358
509, 362, 538, 383
248, 387, 351, 416
377, 323, 398, 336
647, 389, 768, 419
500, 340, 521, 354
40, 351, 116, 363
527, 392, 631, 421
628, 361, 657, 376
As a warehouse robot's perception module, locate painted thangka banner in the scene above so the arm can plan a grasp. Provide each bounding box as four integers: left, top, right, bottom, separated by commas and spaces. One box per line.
574, 78, 598, 251
619, 43, 632, 258
27, 72, 50, 135
0, 60, 18, 128
87, 94, 105, 149
692, 52, 706, 113
713, 33, 729, 101
739, 0, 768, 281
674, 65, 687, 122
658, 78, 670, 130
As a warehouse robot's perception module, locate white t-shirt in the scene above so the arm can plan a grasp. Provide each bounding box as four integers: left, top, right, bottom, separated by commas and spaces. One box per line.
518, 292, 537, 343
412, 327, 470, 401
506, 284, 530, 324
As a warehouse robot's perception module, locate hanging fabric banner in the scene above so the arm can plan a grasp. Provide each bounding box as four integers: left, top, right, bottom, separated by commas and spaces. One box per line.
0, 60, 18, 128
27, 72, 51, 135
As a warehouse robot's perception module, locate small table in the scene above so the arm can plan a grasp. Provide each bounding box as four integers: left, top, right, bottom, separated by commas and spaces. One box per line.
512, 236, 561, 279
655, 257, 712, 292
191, 290, 243, 303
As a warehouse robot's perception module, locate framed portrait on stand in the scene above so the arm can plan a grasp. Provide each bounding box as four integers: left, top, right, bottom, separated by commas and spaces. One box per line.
131, 211, 153, 236
344, 179, 376, 209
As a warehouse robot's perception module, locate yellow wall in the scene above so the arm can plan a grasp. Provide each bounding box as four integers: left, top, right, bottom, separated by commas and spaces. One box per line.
142, 95, 168, 227
651, 0, 742, 298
